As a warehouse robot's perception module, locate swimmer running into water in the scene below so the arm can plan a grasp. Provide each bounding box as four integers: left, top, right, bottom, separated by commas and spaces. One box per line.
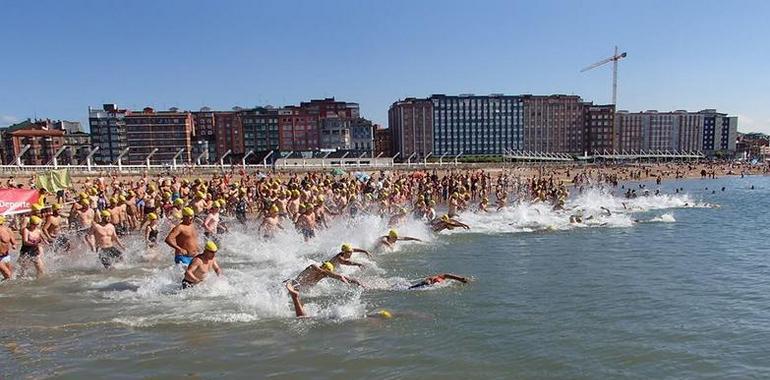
409, 273, 470, 289
181, 241, 222, 289
285, 261, 364, 317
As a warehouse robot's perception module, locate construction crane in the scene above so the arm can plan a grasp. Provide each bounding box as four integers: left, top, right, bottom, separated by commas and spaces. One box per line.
581, 46, 628, 105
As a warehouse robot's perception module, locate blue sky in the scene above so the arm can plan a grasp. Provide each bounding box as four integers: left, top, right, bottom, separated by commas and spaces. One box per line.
2, 0, 769, 133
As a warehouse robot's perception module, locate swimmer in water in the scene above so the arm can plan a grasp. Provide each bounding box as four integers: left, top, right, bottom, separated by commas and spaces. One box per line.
431, 214, 470, 233
377, 229, 422, 249
285, 261, 364, 317
328, 243, 372, 268
409, 273, 470, 289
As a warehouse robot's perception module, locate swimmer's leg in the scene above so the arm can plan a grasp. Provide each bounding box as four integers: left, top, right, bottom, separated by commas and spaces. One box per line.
409, 281, 429, 289
286, 281, 306, 317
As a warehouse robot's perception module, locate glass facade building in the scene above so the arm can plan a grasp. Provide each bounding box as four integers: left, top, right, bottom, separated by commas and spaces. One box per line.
431, 94, 523, 155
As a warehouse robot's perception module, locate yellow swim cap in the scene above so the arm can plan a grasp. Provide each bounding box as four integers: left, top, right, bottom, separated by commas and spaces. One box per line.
341, 243, 353, 253
377, 310, 393, 319
101, 210, 111, 218
80, 198, 90, 206
119, 195, 127, 202
182, 207, 195, 217
78, 192, 88, 199
321, 261, 335, 272
270, 205, 279, 214
52, 203, 62, 211
147, 212, 158, 221
211, 201, 220, 209
31, 203, 43, 211
0, 216, 5, 224
196, 191, 205, 199
205, 240, 218, 252
173, 198, 184, 206
29, 216, 42, 225
388, 229, 398, 239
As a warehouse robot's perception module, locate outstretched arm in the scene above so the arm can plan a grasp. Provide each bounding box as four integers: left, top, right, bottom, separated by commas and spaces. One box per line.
338, 258, 364, 267
353, 248, 372, 258
442, 273, 470, 283
398, 236, 422, 242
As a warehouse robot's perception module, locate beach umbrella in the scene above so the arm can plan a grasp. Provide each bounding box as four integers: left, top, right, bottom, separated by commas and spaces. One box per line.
354, 172, 370, 182
331, 168, 346, 176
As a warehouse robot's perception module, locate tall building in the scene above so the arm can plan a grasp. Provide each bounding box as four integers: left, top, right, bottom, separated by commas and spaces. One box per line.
320, 117, 352, 151
124, 107, 194, 164
62, 131, 91, 165
373, 125, 391, 156
0, 119, 66, 165
522, 95, 585, 154
191, 108, 217, 163
431, 94, 524, 156
350, 117, 374, 155
614, 109, 736, 155
89, 104, 128, 164
584, 104, 616, 154
278, 106, 320, 151
212, 111, 243, 161
240, 107, 279, 156
700, 109, 738, 156
388, 98, 433, 159
614, 111, 644, 151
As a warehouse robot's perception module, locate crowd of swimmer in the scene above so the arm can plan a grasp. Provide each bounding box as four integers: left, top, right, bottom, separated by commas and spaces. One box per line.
0, 169, 621, 316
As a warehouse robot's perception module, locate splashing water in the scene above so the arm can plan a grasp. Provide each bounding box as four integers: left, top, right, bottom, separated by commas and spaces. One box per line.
445, 188, 699, 235
3, 186, 700, 324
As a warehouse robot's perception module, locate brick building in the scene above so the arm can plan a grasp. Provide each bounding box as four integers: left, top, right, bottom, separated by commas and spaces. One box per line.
1, 119, 66, 165
584, 104, 616, 154
521, 95, 586, 154
124, 107, 194, 164
278, 106, 320, 151
374, 125, 391, 156
388, 98, 433, 160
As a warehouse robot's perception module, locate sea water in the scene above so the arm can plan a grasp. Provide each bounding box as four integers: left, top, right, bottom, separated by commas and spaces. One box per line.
2, 176, 770, 379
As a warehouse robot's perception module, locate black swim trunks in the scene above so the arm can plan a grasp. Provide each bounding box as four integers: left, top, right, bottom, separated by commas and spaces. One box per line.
98, 247, 123, 269
181, 278, 195, 289
19, 244, 39, 260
